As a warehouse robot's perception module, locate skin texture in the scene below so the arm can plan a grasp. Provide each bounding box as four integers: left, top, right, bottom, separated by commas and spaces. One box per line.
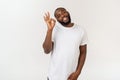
43, 7, 87, 80
43, 12, 55, 53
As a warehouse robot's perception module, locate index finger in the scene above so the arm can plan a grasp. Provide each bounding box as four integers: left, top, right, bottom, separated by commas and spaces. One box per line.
47, 12, 50, 18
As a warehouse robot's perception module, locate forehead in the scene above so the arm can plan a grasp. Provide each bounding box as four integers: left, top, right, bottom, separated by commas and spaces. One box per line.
55, 8, 67, 14
56, 8, 66, 12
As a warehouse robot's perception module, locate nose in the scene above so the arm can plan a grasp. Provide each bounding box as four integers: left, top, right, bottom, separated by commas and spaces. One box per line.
61, 14, 64, 18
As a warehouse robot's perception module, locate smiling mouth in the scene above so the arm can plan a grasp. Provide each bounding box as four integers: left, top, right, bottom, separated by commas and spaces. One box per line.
63, 17, 69, 23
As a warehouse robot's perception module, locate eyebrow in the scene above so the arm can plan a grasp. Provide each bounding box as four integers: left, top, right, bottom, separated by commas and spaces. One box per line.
55, 11, 65, 18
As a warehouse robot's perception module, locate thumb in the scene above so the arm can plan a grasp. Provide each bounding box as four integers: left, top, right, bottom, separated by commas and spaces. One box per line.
67, 76, 71, 80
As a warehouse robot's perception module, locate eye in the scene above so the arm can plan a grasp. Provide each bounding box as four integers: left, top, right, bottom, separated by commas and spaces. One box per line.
64, 11, 66, 13
56, 14, 60, 18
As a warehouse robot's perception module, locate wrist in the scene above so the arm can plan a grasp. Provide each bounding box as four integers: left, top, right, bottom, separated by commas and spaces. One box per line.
47, 26, 54, 31
47, 29, 53, 32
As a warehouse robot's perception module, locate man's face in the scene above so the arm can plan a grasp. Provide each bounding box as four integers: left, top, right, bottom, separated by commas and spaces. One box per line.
55, 9, 71, 26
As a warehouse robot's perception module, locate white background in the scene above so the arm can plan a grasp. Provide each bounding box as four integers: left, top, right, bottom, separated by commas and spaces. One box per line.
0, 0, 120, 80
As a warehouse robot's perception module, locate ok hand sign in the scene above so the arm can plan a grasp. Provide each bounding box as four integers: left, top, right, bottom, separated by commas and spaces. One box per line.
44, 12, 56, 30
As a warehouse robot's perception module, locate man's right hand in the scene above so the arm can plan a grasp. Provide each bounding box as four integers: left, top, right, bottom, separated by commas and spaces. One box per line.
44, 12, 56, 30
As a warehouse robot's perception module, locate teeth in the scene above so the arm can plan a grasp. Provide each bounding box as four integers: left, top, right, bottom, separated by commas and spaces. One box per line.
63, 17, 67, 21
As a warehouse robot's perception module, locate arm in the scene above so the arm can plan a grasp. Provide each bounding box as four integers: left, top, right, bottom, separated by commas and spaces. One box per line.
76, 45, 87, 75
43, 30, 54, 54
68, 45, 87, 80
42, 12, 56, 54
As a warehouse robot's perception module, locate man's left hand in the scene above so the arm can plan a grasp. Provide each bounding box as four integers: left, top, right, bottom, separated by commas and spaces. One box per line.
67, 72, 79, 80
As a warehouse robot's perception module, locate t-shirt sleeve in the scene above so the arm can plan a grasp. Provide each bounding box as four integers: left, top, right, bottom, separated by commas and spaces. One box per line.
80, 28, 88, 46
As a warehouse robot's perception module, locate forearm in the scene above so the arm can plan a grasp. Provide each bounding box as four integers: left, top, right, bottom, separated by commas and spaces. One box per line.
76, 52, 86, 75
43, 29, 53, 53
67, 52, 86, 80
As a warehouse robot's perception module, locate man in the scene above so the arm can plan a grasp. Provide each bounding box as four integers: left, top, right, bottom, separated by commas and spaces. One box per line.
43, 7, 88, 80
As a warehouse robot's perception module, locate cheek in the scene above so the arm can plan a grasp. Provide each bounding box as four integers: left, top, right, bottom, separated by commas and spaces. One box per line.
64, 12, 69, 16
57, 17, 63, 22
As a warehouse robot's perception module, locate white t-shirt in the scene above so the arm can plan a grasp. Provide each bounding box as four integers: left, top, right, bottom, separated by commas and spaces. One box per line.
47, 23, 88, 80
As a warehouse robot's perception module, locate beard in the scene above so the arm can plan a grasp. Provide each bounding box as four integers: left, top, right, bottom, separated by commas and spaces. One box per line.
58, 15, 71, 26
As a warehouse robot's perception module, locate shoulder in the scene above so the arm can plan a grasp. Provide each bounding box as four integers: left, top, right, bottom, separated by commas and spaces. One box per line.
52, 24, 61, 36
74, 24, 86, 32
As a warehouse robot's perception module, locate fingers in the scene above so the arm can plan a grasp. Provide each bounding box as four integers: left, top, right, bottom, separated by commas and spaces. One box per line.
43, 12, 56, 28
51, 18, 56, 23
44, 12, 50, 21
45, 12, 50, 19
45, 12, 50, 17
67, 75, 72, 80
67, 72, 75, 80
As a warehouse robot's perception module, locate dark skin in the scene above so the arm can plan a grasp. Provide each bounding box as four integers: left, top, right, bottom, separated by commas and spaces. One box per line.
43, 8, 87, 80
43, 12, 55, 53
